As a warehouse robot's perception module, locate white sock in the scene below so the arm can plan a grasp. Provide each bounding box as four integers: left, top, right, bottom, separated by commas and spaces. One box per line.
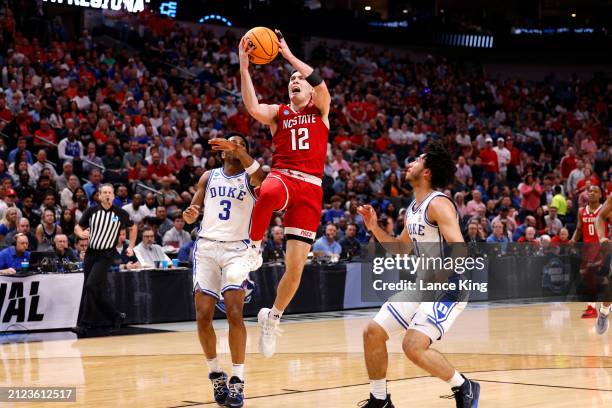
600, 305, 611, 317
206, 357, 221, 373
447, 370, 465, 388
232, 364, 245, 381
251, 240, 262, 251
269, 306, 283, 321
370, 378, 387, 400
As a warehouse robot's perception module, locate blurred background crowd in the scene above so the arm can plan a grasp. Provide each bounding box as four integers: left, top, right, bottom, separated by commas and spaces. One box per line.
0, 1, 609, 271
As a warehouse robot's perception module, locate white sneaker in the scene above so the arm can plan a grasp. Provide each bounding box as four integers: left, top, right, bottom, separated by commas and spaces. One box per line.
244, 244, 263, 271
258, 308, 281, 358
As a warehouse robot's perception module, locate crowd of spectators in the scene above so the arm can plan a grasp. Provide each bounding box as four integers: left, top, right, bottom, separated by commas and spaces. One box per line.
0, 4, 609, 272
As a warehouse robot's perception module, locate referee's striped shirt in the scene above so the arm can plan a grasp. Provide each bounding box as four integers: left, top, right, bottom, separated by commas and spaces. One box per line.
78, 205, 133, 251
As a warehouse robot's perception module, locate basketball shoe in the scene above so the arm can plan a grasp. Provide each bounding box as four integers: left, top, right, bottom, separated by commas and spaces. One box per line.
208, 371, 229, 405
357, 394, 395, 407
257, 308, 282, 357
596, 308, 609, 335
443, 376, 480, 408
242, 242, 263, 271
582, 305, 598, 319
225, 376, 245, 407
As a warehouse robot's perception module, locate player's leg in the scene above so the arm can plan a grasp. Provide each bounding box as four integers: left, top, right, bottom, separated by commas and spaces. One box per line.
86, 255, 124, 332
222, 289, 246, 408
404, 302, 479, 407
258, 180, 320, 357
193, 240, 229, 404
596, 255, 611, 335
359, 302, 420, 407
245, 174, 290, 270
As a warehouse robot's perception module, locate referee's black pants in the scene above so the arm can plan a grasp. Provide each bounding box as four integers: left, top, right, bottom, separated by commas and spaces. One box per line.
79, 249, 120, 326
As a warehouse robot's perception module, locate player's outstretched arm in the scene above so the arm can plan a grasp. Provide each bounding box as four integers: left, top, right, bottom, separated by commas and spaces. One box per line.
209, 138, 266, 186
596, 195, 612, 243
357, 204, 412, 254
275, 30, 331, 118
183, 170, 211, 224
239, 37, 278, 126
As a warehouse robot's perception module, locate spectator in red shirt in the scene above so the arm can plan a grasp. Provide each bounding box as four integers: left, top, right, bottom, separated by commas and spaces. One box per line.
227, 103, 251, 135
575, 167, 600, 193
479, 137, 498, 183
559, 147, 577, 180
33, 118, 57, 148
374, 132, 392, 153
147, 152, 176, 184
167, 143, 186, 173
345, 94, 368, 125
519, 174, 543, 218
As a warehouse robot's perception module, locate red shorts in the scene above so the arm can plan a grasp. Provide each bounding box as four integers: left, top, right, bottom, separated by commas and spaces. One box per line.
268, 169, 323, 242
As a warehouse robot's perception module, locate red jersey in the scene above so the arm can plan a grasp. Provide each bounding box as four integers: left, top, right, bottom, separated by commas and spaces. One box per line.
272, 103, 328, 179
580, 205, 606, 243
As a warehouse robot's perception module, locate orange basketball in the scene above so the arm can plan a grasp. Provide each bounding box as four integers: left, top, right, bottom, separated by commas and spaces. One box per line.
244, 26, 279, 65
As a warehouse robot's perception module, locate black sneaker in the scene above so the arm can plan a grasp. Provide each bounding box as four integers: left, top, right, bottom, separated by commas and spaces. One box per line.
443, 377, 480, 408
225, 376, 244, 407
209, 371, 229, 405
358, 393, 394, 408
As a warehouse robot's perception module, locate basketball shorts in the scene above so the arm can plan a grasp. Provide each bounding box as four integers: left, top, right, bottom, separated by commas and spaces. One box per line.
374, 300, 467, 342
269, 169, 323, 243
192, 238, 253, 300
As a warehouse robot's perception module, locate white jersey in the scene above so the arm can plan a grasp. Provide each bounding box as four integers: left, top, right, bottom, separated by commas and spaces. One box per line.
199, 168, 256, 242
404, 191, 459, 258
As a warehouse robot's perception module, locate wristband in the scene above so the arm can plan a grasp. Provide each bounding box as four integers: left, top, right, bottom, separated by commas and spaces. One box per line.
306, 71, 323, 87
245, 161, 260, 175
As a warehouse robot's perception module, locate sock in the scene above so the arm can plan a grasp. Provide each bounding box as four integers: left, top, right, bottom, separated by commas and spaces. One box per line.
252, 240, 262, 251
600, 305, 611, 317
447, 371, 465, 388
370, 378, 387, 400
206, 357, 221, 373
269, 306, 283, 321
232, 364, 245, 381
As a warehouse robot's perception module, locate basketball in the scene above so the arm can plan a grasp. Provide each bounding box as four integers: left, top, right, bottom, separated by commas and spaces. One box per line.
244, 26, 279, 64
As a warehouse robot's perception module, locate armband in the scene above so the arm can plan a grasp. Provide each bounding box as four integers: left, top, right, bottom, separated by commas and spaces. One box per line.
245, 161, 261, 175
306, 71, 323, 87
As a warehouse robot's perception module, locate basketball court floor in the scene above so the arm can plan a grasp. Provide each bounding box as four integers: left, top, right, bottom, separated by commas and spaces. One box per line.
2, 303, 611, 407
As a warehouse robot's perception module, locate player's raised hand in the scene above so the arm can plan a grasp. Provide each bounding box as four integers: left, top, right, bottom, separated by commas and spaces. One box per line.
357, 205, 378, 231
274, 29, 293, 59
209, 138, 242, 152
239, 36, 252, 70
183, 205, 200, 224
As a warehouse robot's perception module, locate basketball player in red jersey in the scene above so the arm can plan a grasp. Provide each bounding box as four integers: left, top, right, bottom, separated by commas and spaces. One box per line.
595, 193, 612, 335
237, 30, 330, 357
571, 185, 606, 318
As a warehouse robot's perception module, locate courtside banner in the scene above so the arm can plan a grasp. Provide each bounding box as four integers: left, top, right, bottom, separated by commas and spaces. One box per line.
358, 243, 612, 303
0, 273, 84, 332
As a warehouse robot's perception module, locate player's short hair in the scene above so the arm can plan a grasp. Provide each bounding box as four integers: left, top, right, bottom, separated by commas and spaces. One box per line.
227, 133, 250, 152
423, 141, 455, 189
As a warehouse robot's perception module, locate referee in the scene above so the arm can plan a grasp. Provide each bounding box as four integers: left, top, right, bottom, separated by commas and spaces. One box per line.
74, 184, 137, 334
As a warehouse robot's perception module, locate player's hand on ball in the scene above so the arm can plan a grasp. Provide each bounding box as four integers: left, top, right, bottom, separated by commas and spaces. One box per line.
357, 205, 378, 231
274, 29, 292, 58
239, 36, 253, 69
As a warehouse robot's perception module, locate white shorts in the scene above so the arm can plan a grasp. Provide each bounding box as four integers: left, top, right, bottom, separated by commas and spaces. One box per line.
374, 300, 467, 342
192, 238, 251, 299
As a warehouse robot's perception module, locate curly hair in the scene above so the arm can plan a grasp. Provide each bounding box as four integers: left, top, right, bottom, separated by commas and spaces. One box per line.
423, 140, 455, 189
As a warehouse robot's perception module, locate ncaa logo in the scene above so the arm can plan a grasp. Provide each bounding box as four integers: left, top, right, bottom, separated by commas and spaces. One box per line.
283, 109, 290, 116
111, 215, 119, 222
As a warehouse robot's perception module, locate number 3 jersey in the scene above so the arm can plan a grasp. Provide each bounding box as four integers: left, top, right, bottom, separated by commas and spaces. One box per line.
272, 102, 328, 179
198, 168, 257, 242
